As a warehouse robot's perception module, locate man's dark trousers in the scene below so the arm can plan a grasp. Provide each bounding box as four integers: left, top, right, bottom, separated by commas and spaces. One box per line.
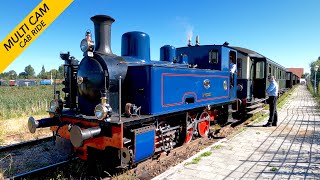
268, 96, 278, 125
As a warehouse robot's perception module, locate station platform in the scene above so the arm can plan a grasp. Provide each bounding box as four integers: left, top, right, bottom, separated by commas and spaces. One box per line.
153, 85, 320, 179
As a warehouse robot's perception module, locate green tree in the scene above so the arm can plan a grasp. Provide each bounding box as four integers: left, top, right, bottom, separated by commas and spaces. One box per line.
8, 70, 17, 79
301, 73, 309, 79
58, 65, 64, 79
18, 72, 27, 79
24, 65, 35, 79
50, 69, 58, 79
38, 65, 46, 79
309, 57, 320, 88
0, 72, 9, 80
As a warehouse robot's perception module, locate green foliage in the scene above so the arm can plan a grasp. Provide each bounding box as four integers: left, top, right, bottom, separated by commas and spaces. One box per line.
38, 65, 46, 79
190, 157, 201, 164
18, 72, 27, 79
200, 151, 212, 157
185, 151, 213, 165
0, 85, 62, 120
301, 73, 309, 78
58, 65, 64, 79
0, 64, 64, 80
270, 167, 278, 172
0, 71, 17, 80
307, 81, 316, 96
24, 65, 35, 79
37, 65, 64, 79
309, 57, 320, 84
211, 144, 223, 150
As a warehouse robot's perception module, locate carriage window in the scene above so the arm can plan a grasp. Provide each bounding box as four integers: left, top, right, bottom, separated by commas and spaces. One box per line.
209, 50, 218, 64
273, 66, 275, 77
279, 69, 281, 79
269, 64, 271, 74
255, 61, 265, 79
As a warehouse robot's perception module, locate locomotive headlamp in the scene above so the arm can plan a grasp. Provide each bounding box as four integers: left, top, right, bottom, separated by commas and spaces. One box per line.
49, 99, 59, 112
94, 103, 112, 121
80, 31, 94, 52
94, 95, 112, 121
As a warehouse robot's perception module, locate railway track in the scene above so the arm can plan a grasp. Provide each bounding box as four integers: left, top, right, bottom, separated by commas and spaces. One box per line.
9, 159, 72, 179
0, 136, 71, 179
0, 136, 52, 153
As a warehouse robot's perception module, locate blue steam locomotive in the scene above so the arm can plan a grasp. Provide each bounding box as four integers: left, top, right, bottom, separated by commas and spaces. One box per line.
27, 15, 295, 167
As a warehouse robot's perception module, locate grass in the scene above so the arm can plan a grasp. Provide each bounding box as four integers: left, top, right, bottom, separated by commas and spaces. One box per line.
211, 144, 223, 150
185, 151, 213, 165
185, 151, 212, 166
201, 151, 212, 157
307, 81, 320, 107
0, 114, 50, 143
270, 167, 278, 172
0, 85, 62, 120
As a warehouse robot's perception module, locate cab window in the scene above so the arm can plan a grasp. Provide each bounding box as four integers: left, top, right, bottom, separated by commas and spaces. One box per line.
209, 50, 218, 64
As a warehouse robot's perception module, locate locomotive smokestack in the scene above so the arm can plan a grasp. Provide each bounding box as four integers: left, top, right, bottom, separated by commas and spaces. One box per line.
90, 15, 115, 55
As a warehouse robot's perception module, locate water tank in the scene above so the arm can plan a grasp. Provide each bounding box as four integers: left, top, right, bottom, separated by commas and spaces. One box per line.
121, 31, 150, 62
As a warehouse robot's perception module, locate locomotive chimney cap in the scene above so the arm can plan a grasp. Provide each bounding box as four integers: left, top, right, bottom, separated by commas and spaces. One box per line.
90, 15, 115, 23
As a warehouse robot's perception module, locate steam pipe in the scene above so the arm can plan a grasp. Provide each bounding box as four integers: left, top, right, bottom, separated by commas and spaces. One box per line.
70, 125, 101, 148
90, 15, 115, 55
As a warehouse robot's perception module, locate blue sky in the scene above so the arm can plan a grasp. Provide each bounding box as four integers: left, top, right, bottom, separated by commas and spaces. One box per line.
1, 0, 319, 74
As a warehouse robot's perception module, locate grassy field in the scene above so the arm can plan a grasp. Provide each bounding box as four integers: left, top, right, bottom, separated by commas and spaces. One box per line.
0, 85, 62, 120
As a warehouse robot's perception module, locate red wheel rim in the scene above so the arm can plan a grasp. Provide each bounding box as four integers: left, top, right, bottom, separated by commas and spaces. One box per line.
198, 112, 210, 137
184, 127, 193, 143
184, 113, 194, 144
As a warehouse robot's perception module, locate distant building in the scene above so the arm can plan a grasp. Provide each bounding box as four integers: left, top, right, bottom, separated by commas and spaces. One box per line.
287, 68, 304, 78
16, 79, 37, 86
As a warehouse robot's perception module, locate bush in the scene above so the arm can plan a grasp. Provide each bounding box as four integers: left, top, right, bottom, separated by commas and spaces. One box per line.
307, 81, 316, 96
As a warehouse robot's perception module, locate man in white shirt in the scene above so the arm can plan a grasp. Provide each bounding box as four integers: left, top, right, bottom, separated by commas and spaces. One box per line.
263, 75, 279, 127
230, 61, 236, 87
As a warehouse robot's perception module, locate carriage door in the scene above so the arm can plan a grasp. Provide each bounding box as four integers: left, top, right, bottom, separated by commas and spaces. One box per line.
229, 51, 237, 87
252, 58, 266, 99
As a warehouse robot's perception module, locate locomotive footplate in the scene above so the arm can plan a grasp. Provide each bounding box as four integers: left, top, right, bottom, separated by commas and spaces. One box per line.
109, 114, 155, 126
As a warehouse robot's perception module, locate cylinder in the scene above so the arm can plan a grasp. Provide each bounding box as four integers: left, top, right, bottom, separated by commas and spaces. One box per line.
70, 125, 102, 148
90, 15, 115, 55
160, 45, 176, 62
121, 31, 150, 62
28, 117, 57, 133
